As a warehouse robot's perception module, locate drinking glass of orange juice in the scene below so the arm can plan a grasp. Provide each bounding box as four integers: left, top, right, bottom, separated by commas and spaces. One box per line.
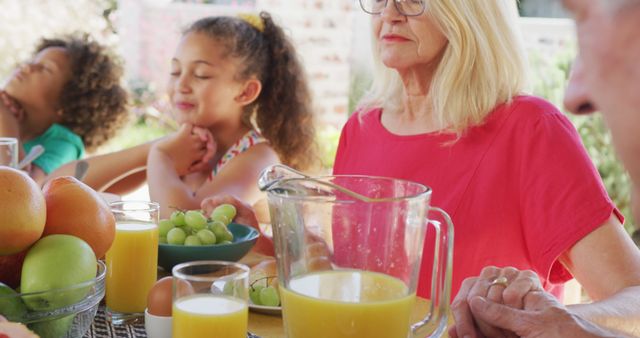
106, 201, 159, 324
260, 165, 454, 338
172, 261, 249, 338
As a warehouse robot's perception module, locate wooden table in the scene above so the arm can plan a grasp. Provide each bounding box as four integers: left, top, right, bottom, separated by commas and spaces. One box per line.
248, 298, 433, 338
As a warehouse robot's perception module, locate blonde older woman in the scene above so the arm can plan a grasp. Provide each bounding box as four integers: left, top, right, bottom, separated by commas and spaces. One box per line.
334, 0, 640, 336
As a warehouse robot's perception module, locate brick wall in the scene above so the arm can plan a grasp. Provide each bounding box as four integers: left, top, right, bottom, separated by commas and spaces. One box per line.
256, 0, 353, 128
118, 1, 575, 129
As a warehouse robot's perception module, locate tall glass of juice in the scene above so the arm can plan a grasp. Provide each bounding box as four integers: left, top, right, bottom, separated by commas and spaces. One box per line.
106, 201, 159, 324
172, 261, 249, 338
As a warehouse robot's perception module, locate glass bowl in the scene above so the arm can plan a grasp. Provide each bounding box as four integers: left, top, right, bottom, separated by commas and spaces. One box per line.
0, 260, 106, 338
158, 223, 259, 272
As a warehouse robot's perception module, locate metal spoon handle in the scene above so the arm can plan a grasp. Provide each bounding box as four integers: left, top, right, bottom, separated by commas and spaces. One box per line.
258, 164, 309, 191
74, 160, 89, 182
18, 145, 44, 169
258, 164, 380, 203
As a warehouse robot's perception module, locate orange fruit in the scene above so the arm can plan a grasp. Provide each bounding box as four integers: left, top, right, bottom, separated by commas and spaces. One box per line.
42, 176, 115, 259
0, 167, 46, 256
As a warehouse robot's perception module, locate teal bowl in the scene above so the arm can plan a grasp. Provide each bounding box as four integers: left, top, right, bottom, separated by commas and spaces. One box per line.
158, 223, 259, 272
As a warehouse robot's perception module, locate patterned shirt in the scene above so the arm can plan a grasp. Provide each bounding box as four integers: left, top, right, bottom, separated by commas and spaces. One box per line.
213, 130, 267, 176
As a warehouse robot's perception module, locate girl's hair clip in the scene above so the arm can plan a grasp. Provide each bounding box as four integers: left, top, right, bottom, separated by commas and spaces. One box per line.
237, 13, 265, 32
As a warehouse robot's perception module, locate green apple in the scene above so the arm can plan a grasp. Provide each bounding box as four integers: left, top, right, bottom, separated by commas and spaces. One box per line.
20, 235, 97, 311
0, 282, 27, 321
28, 314, 75, 338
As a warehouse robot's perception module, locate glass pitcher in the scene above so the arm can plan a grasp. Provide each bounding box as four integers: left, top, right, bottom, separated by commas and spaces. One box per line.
259, 165, 454, 338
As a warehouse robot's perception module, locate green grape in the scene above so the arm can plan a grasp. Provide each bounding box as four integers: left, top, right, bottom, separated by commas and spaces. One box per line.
210, 222, 228, 239
167, 227, 187, 245
210, 222, 234, 243
196, 229, 217, 245
210, 213, 230, 226
259, 286, 280, 306
223, 282, 235, 296
159, 236, 168, 244
250, 271, 267, 287
170, 210, 186, 227
158, 219, 174, 237
181, 225, 195, 236
210, 204, 237, 225
185, 210, 207, 230
250, 285, 265, 305
219, 228, 234, 243
208, 220, 225, 232
218, 240, 233, 245
184, 235, 202, 246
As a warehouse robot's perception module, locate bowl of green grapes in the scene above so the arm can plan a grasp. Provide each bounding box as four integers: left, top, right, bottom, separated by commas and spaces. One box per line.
157, 204, 259, 271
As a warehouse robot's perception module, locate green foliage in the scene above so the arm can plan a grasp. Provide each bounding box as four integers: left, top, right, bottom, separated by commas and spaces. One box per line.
316, 124, 341, 169
573, 115, 633, 233
527, 47, 636, 234
348, 68, 373, 115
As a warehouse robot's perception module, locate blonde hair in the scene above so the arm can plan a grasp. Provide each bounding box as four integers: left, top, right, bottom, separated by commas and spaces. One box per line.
359, 0, 527, 135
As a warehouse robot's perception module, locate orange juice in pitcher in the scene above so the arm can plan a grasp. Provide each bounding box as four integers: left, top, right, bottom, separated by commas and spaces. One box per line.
281, 269, 415, 338
260, 165, 454, 338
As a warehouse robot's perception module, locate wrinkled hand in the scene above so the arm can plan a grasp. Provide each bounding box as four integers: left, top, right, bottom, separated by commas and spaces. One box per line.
453, 289, 622, 338
154, 123, 215, 176
450, 266, 543, 338
201, 195, 274, 256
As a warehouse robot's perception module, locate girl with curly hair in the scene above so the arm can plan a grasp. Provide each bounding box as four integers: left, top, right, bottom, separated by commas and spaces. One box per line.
147, 11, 317, 218
0, 34, 128, 183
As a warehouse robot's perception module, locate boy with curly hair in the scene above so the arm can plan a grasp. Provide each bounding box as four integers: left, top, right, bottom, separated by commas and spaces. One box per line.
0, 34, 128, 183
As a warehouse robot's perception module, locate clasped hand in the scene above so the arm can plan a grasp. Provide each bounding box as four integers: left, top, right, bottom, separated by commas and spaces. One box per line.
154, 123, 216, 176
449, 266, 621, 338
450, 266, 544, 338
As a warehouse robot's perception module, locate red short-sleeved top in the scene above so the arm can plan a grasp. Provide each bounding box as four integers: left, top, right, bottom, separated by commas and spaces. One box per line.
332, 95, 621, 300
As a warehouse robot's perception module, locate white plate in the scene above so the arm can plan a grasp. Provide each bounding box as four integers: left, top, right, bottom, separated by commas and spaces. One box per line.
248, 301, 282, 316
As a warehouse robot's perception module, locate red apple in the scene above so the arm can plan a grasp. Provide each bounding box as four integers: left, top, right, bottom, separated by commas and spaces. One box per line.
0, 251, 27, 289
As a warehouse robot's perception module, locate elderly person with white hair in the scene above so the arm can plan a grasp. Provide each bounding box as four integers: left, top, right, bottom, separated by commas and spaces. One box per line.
449, 0, 640, 337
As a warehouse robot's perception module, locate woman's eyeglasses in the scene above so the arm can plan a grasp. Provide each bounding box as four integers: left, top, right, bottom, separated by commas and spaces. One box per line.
359, 0, 426, 16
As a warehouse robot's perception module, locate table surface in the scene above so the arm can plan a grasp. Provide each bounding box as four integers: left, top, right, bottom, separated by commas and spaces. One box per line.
89, 261, 437, 338
248, 297, 432, 338
86, 297, 434, 338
